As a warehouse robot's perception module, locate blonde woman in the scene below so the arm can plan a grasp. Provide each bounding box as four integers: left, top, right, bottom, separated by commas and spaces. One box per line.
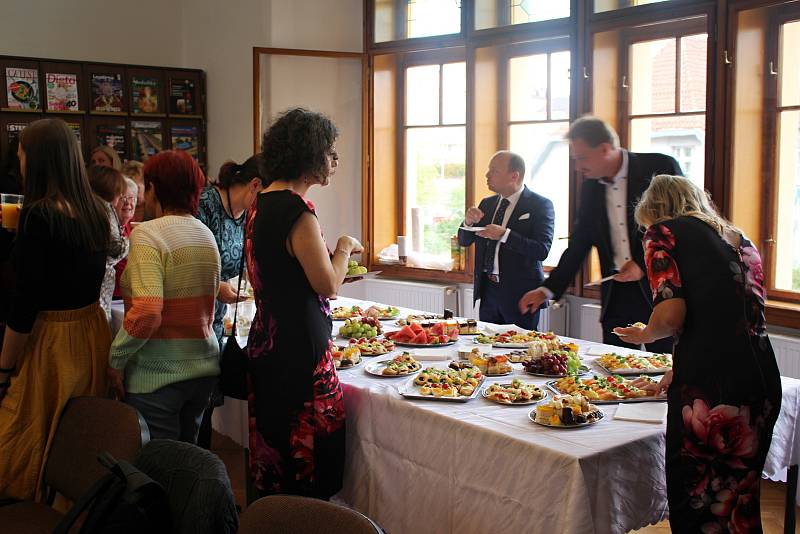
90, 145, 122, 171
614, 175, 781, 533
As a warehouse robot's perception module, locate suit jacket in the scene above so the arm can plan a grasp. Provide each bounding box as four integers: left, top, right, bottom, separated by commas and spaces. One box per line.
458, 186, 555, 304
542, 151, 682, 318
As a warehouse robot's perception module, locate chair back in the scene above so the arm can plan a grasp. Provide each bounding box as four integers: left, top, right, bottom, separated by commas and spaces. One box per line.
238, 495, 382, 534
44, 396, 148, 501
135, 439, 239, 534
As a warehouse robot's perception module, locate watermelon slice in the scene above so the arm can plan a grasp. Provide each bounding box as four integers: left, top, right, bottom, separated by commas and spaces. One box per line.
409, 331, 428, 344
396, 325, 416, 339
410, 322, 424, 334
429, 322, 446, 336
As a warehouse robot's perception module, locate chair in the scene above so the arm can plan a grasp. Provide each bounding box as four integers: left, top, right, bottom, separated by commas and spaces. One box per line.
237, 495, 383, 534
0, 396, 148, 533
134, 439, 239, 534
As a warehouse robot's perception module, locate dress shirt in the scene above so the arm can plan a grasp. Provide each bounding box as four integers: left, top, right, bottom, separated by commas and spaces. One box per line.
602, 150, 632, 271
489, 185, 524, 276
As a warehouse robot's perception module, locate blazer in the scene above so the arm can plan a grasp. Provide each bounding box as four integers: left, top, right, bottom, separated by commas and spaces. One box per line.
458, 186, 555, 303
542, 151, 682, 317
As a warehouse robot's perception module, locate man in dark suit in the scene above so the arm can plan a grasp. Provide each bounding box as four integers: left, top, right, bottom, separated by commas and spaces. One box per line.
519, 117, 681, 352
459, 151, 554, 330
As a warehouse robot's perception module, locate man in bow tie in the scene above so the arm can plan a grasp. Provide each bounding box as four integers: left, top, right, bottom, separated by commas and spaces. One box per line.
519, 116, 681, 351
459, 150, 554, 330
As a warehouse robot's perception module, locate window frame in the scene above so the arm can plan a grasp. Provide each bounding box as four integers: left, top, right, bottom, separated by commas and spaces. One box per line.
762, 3, 800, 303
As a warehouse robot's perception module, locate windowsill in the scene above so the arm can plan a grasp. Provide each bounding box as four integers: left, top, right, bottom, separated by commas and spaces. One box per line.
374, 263, 473, 284
766, 300, 800, 330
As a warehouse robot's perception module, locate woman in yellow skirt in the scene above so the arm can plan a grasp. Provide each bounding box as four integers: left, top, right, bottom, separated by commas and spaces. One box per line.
0, 119, 112, 500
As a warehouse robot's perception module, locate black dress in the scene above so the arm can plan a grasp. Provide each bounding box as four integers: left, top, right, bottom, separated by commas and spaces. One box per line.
244, 190, 345, 499
644, 216, 781, 533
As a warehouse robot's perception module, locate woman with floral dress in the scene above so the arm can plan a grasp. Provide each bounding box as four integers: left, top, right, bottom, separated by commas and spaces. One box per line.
614, 174, 781, 533
246, 108, 360, 498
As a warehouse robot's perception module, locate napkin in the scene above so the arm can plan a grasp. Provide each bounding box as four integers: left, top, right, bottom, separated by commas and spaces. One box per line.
483, 324, 525, 335
408, 350, 451, 361
614, 402, 668, 424
585, 346, 613, 356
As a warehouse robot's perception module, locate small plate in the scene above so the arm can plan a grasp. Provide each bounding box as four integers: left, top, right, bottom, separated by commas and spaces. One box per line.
528, 408, 604, 428
458, 226, 486, 232
334, 358, 362, 371
364, 359, 422, 377
482, 384, 548, 406
485, 369, 514, 377
524, 365, 591, 378
344, 270, 382, 280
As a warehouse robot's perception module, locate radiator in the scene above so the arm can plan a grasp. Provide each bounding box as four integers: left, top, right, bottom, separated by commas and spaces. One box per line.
579, 303, 604, 343
362, 279, 458, 314
771, 334, 800, 380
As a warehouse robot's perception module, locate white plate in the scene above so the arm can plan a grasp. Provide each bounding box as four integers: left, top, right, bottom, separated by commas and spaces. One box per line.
458, 226, 486, 232
334, 358, 362, 371
344, 270, 382, 280
528, 408, 604, 428
399, 376, 484, 402
364, 359, 422, 377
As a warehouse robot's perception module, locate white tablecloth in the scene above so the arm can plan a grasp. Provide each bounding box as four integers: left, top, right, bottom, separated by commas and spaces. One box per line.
214, 297, 800, 534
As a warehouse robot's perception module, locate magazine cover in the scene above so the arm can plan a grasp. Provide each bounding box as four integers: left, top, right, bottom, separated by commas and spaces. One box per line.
67, 122, 82, 149
169, 79, 196, 114
6, 123, 27, 145
91, 73, 123, 112
131, 77, 160, 113
5, 67, 39, 110
170, 125, 199, 160
131, 120, 162, 161
96, 124, 126, 159
45, 73, 79, 111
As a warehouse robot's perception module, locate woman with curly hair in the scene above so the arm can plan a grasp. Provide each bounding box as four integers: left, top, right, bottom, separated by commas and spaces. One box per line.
245, 108, 361, 498
614, 174, 781, 533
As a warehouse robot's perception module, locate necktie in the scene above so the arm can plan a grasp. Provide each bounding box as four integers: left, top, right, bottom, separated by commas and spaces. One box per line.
483, 198, 510, 274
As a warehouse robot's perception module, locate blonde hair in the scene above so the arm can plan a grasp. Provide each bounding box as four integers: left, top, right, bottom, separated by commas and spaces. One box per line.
122, 160, 144, 178
90, 145, 122, 171
635, 174, 734, 235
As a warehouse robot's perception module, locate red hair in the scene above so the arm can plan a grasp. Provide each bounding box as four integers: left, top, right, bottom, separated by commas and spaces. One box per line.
143, 150, 205, 214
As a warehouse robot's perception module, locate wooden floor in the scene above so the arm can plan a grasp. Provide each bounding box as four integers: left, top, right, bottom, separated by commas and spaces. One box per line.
211, 431, 798, 533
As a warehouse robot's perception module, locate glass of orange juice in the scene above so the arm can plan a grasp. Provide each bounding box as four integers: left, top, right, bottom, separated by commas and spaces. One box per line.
1, 194, 23, 231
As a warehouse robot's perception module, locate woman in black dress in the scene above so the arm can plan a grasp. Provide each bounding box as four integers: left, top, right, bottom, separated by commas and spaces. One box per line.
245, 108, 361, 498
614, 174, 781, 533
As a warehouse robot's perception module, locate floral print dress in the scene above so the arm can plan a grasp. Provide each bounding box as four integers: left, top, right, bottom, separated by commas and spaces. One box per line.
244, 190, 345, 499
644, 216, 782, 533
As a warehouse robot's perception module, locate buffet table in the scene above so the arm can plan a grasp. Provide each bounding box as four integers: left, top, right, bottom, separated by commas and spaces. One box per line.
216, 297, 800, 534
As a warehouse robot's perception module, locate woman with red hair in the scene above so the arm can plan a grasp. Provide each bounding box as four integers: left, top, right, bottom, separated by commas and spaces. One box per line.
108, 150, 221, 443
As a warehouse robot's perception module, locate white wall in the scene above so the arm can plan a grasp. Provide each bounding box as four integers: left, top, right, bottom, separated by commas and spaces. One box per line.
0, 0, 184, 66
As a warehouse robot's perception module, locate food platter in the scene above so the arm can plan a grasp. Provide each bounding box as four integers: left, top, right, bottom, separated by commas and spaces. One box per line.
336, 338, 395, 357
364, 354, 422, 377
399, 368, 485, 402
593, 353, 672, 376
482, 381, 548, 405
545, 375, 667, 404
528, 409, 604, 428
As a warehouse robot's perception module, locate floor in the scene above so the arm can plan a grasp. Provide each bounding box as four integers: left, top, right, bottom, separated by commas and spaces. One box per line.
211, 431, 799, 533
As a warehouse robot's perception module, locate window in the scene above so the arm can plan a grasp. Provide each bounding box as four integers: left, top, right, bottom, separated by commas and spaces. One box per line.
770, 18, 800, 293
594, 0, 672, 13
404, 61, 466, 265
475, 0, 570, 30
375, 0, 462, 42
624, 32, 708, 188
507, 49, 571, 266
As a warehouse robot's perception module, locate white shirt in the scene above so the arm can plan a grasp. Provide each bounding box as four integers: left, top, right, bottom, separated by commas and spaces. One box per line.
488, 185, 524, 276
603, 150, 632, 271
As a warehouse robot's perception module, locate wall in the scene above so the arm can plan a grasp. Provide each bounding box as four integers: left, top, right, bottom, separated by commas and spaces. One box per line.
0, 0, 184, 66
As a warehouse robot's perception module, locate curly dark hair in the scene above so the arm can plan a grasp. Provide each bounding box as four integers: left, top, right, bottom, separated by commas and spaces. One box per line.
260, 108, 338, 185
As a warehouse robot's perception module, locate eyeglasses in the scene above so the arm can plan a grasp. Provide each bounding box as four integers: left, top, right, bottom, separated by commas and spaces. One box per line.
120, 195, 137, 205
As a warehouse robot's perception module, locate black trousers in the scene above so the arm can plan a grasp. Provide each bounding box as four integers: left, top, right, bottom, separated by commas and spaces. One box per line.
601, 280, 674, 353
479, 275, 541, 331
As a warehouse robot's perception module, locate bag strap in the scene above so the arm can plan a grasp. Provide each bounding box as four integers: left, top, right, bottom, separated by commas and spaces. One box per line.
229, 250, 246, 336
53, 472, 119, 534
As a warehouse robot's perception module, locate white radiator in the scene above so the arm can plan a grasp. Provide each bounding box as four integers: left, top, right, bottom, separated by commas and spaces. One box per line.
540, 302, 568, 336
362, 279, 458, 314
771, 334, 800, 379
579, 303, 604, 343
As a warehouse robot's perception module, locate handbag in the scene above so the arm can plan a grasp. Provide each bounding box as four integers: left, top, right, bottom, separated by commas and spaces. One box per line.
218, 252, 249, 400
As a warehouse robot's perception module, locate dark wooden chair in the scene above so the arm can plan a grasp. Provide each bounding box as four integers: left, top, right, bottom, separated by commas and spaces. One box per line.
237, 495, 383, 534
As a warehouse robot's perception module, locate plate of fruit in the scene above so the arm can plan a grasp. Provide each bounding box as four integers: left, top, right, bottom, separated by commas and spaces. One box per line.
528, 394, 604, 428
523, 349, 589, 378
482, 379, 547, 405
364, 352, 422, 377
338, 317, 382, 339
385, 321, 459, 347
332, 345, 362, 370
341, 337, 395, 356
332, 305, 364, 321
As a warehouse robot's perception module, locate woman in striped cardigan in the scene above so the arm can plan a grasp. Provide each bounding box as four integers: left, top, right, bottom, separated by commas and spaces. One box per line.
108, 150, 221, 443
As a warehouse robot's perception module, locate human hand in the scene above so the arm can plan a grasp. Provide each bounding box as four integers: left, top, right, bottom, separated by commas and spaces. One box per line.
519, 288, 548, 314
218, 281, 248, 304
337, 235, 364, 255
612, 322, 654, 344
465, 207, 484, 226
613, 260, 644, 282
107, 367, 126, 400
476, 224, 506, 241
655, 369, 673, 396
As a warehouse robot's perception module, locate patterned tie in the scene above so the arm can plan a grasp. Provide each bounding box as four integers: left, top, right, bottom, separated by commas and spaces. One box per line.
483, 198, 510, 274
